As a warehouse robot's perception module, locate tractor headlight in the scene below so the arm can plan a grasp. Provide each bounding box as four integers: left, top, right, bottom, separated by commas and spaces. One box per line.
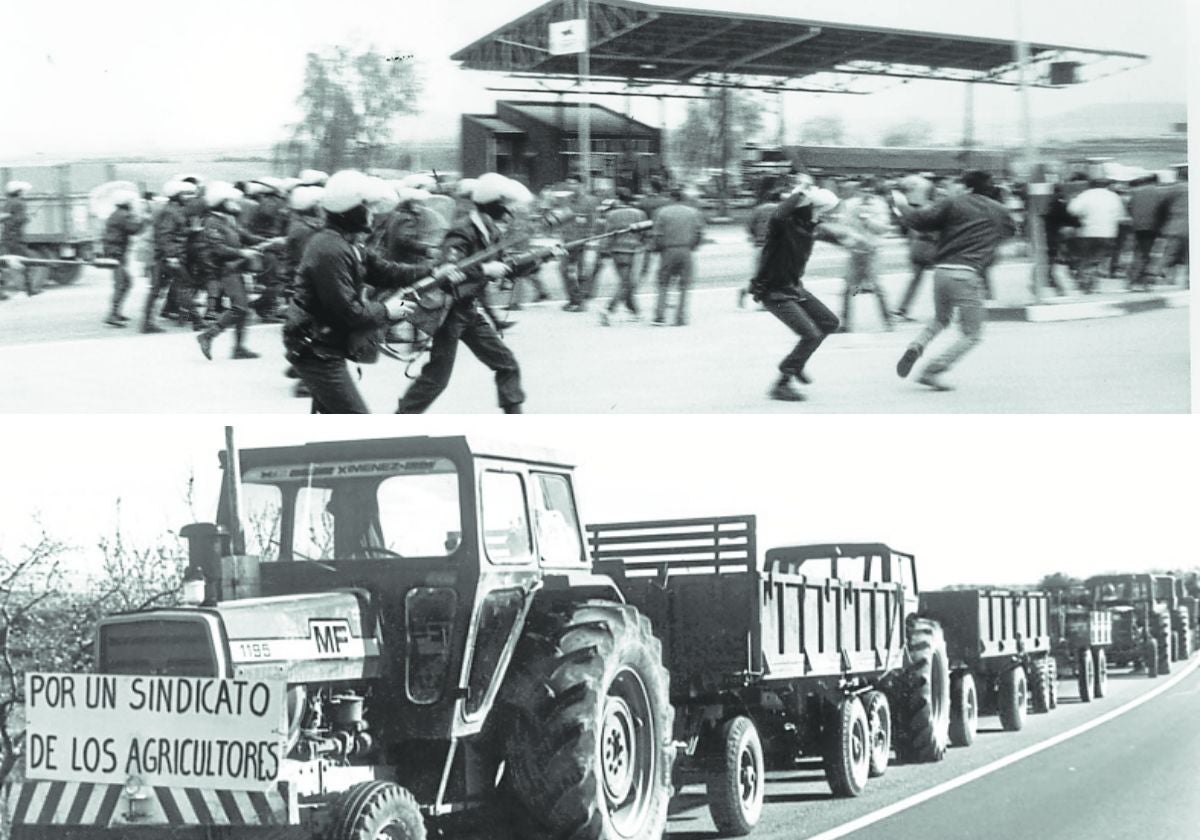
405, 588, 457, 704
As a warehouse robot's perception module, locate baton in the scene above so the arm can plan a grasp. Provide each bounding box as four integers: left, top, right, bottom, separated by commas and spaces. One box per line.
5, 257, 122, 269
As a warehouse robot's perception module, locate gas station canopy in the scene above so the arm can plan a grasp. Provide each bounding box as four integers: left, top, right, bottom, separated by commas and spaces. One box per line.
452, 0, 1146, 92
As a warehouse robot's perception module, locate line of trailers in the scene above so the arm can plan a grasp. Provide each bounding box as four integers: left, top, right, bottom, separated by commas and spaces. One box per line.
588, 516, 1198, 836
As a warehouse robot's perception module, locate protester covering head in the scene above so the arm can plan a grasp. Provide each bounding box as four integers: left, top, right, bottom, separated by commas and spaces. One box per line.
962, 170, 995, 196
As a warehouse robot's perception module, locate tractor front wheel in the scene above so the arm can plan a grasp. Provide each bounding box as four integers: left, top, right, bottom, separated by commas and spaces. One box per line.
329, 781, 425, 840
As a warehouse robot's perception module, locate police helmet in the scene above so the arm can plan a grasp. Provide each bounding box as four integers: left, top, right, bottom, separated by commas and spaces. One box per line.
320, 170, 374, 214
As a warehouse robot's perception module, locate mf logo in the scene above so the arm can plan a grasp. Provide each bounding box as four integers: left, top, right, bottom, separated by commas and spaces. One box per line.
310, 619, 352, 656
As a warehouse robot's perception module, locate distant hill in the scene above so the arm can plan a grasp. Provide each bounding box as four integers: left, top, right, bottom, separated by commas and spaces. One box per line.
1028, 101, 1186, 141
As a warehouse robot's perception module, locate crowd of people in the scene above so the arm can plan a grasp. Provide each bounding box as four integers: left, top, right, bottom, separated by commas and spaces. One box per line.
0, 160, 1189, 409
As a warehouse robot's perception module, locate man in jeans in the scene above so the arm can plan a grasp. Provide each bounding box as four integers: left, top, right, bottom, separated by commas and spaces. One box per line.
651, 188, 704, 325
892, 170, 1015, 391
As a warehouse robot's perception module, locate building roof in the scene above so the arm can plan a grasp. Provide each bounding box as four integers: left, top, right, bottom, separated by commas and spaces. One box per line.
465, 115, 526, 134
499, 100, 658, 136
782, 144, 1010, 174
453, 0, 1146, 92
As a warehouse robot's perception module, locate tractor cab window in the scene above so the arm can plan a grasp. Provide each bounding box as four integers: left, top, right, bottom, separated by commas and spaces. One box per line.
480, 471, 533, 564
533, 472, 585, 566
242, 457, 462, 561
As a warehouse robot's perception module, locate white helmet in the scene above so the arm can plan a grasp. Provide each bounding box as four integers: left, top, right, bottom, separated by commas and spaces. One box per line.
320, 170, 374, 214
173, 173, 206, 187
298, 169, 329, 187
396, 186, 432, 204
162, 179, 198, 199
401, 173, 438, 191
471, 173, 532, 207
204, 180, 243, 210
279, 177, 302, 194
288, 185, 324, 212
6, 180, 32, 196
364, 177, 399, 213
455, 178, 478, 199
111, 188, 139, 208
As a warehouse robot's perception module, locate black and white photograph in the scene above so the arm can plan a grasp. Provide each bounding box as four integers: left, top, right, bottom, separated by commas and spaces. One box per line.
0, 0, 1191, 412
0, 415, 1197, 839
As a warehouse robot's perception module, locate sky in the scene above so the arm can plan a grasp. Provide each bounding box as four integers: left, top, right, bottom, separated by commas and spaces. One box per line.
0, 415, 1195, 591
0, 0, 1189, 161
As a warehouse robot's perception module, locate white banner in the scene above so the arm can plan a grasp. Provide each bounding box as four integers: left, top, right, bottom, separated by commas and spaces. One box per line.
549, 19, 588, 56
25, 673, 288, 792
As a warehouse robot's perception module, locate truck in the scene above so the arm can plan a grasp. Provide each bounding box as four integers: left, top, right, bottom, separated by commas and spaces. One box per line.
0, 162, 118, 285
917, 589, 1054, 738
1086, 573, 1174, 677
588, 525, 953, 837
1048, 589, 1112, 702
10, 435, 678, 840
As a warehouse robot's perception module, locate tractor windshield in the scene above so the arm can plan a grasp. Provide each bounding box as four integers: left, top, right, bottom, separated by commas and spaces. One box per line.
238, 457, 462, 560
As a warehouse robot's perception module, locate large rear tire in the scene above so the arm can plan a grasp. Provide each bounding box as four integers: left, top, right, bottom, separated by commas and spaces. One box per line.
1146, 637, 1160, 678
998, 666, 1028, 731
705, 715, 764, 837
1077, 648, 1094, 702
863, 691, 891, 778
498, 601, 673, 840
1154, 612, 1173, 674
824, 696, 871, 798
893, 618, 950, 763
1092, 647, 1108, 699
948, 671, 978, 748
329, 781, 426, 840
1175, 611, 1191, 659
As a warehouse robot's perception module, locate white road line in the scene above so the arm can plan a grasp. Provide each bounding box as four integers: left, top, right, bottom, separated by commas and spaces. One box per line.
804, 656, 1200, 840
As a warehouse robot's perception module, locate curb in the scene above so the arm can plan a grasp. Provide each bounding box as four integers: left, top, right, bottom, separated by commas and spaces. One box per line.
987, 290, 1189, 322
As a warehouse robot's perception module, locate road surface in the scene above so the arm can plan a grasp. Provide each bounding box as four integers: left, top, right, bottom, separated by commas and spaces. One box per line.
665, 657, 1200, 840
0, 231, 1188, 412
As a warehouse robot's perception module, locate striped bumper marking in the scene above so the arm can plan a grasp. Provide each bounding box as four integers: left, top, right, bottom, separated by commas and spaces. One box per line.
9, 781, 289, 826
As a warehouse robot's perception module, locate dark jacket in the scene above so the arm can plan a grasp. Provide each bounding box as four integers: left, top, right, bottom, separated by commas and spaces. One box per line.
285, 225, 433, 361
284, 215, 323, 282
751, 192, 819, 298
896, 192, 1015, 274
153, 201, 190, 262
102, 207, 145, 260
198, 211, 265, 280
441, 211, 502, 300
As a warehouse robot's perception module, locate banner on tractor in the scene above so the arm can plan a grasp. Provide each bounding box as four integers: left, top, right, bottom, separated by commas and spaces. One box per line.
24, 672, 288, 792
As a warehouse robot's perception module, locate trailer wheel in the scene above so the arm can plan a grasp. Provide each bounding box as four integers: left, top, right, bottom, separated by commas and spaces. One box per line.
1029, 657, 1052, 714
894, 617, 950, 763
948, 671, 978, 748
1047, 658, 1059, 710
998, 666, 1027, 731
1077, 648, 1094, 702
1092, 647, 1108, 698
1146, 637, 1159, 678
498, 601, 673, 840
329, 780, 426, 840
825, 696, 871, 797
863, 691, 891, 778
705, 715, 764, 837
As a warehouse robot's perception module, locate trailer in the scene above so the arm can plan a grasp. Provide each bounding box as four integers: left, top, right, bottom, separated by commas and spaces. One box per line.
918, 589, 1054, 740
589, 518, 951, 837
1049, 594, 1113, 702
1, 162, 118, 284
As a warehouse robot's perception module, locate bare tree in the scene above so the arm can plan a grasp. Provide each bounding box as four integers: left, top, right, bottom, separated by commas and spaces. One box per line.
880, 118, 935, 148
0, 512, 185, 793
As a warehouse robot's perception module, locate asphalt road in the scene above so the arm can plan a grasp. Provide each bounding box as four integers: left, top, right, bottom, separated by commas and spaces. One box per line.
0, 233, 1188, 412
667, 657, 1200, 840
